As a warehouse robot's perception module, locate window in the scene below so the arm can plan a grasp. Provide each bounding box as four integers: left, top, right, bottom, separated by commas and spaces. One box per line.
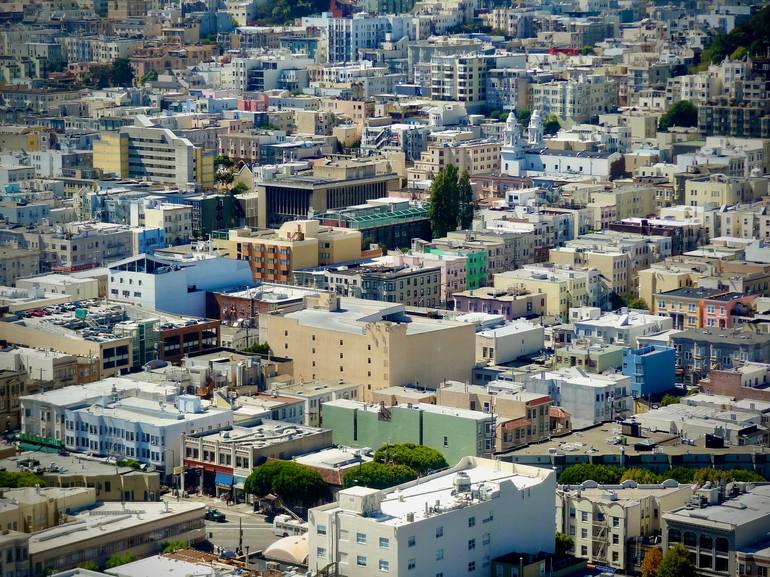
612, 517, 619, 527
408, 536, 416, 547
468, 539, 476, 550
379, 537, 390, 549
468, 516, 476, 528
317, 524, 327, 535
436, 549, 444, 560
581, 528, 588, 539
468, 562, 476, 572
436, 526, 444, 538
379, 560, 390, 572
357, 555, 367, 567
612, 534, 619, 545
408, 559, 416, 570
356, 532, 366, 544
581, 512, 589, 522
581, 546, 588, 556
316, 547, 327, 559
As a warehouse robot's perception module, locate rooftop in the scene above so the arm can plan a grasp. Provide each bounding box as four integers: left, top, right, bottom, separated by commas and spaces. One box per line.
0, 452, 157, 477
325, 398, 494, 421
664, 485, 770, 528
673, 327, 770, 346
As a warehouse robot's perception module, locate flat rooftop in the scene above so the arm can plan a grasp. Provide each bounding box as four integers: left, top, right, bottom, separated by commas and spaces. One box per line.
28, 501, 205, 555
294, 447, 371, 470
20, 377, 175, 406
0, 452, 156, 477
664, 485, 770, 528
189, 421, 325, 445
325, 399, 494, 421
275, 379, 359, 397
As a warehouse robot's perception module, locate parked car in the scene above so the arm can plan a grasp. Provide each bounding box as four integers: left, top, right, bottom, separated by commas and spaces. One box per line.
205, 509, 226, 522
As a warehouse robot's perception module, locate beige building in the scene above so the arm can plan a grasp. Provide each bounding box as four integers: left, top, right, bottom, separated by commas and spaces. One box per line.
15, 273, 100, 301
408, 137, 501, 185
557, 481, 693, 572
266, 294, 475, 401
584, 186, 658, 230
215, 220, 362, 284
0, 248, 39, 286
144, 202, 193, 245
0, 369, 28, 430
554, 342, 624, 373
494, 264, 604, 321
685, 174, 768, 207
638, 262, 707, 309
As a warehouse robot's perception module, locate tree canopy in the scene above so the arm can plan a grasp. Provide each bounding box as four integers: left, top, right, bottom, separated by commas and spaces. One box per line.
343, 462, 418, 490
658, 544, 695, 577
428, 164, 460, 238
558, 464, 624, 484
620, 468, 662, 484
641, 547, 663, 577
659, 101, 698, 131
104, 553, 137, 569
139, 69, 158, 85
0, 470, 44, 488
457, 170, 474, 230
244, 461, 327, 508
544, 114, 561, 135
373, 443, 449, 475
253, 0, 328, 24
110, 58, 134, 87
555, 532, 574, 556
694, 4, 770, 69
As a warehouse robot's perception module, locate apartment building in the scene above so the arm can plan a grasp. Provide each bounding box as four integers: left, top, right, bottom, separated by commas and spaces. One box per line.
684, 174, 767, 208
554, 343, 624, 374
573, 308, 673, 348
93, 126, 215, 189
215, 220, 362, 284
408, 138, 501, 185
265, 294, 475, 400
494, 264, 604, 321
654, 287, 757, 329
530, 76, 618, 123
325, 264, 442, 308
0, 247, 39, 286
430, 53, 520, 111
557, 481, 693, 572
143, 202, 192, 245
308, 458, 556, 577
453, 286, 547, 320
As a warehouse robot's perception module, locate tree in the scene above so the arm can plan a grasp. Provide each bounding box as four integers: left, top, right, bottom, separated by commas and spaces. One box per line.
0, 470, 44, 487
140, 69, 158, 84
621, 468, 661, 484
692, 468, 765, 484
661, 394, 681, 407
110, 58, 134, 87
230, 182, 249, 195
628, 297, 649, 310
104, 552, 137, 569
343, 462, 418, 490
215, 154, 234, 168
581, 45, 595, 55
659, 101, 698, 131
162, 540, 188, 553
516, 108, 532, 126
242, 342, 270, 355
116, 458, 141, 469
216, 171, 234, 184
457, 169, 474, 230
77, 561, 100, 571
373, 443, 448, 475
244, 461, 327, 508
657, 544, 695, 577
544, 114, 561, 135
641, 547, 663, 577
665, 467, 695, 484
558, 464, 623, 484
428, 164, 460, 238
555, 532, 574, 556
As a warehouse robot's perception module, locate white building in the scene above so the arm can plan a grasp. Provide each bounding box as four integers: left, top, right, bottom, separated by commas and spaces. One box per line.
457, 314, 545, 365
107, 253, 253, 316
275, 380, 361, 428
65, 394, 233, 476
304, 13, 393, 63
573, 309, 673, 347
524, 367, 631, 429
308, 457, 556, 577
15, 273, 100, 300
20, 377, 177, 443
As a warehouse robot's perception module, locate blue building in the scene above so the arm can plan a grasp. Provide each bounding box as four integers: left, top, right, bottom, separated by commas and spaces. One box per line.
622, 345, 676, 399
133, 227, 166, 255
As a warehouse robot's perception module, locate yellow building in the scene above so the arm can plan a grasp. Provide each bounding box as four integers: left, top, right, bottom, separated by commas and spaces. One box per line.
93, 127, 214, 189
685, 174, 768, 207
144, 202, 193, 245
493, 264, 603, 321
408, 137, 501, 185
638, 263, 705, 311
265, 293, 475, 401
0, 126, 41, 152
586, 185, 657, 230
215, 220, 362, 284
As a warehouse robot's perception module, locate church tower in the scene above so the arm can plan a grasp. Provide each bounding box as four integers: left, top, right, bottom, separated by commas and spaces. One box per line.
501, 111, 525, 176
528, 109, 544, 148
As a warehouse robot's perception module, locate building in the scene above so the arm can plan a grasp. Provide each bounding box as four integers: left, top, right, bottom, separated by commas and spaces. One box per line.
700, 363, 770, 403
655, 287, 757, 330
662, 485, 770, 577
0, 247, 39, 289
573, 309, 673, 348
30, 500, 205, 576
554, 343, 624, 374
65, 394, 233, 477
15, 274, 100, 301
462, 315, 545, 365
93, 127, 215, 189
276, 380, 361, 427
143, 202, 193, 246
525, 367, 631, 430
325, 263, 442, 308
0, 452, 161, 502
182, 421, 332, 498
265, 294, 475, 400
322, 399, 495, 464
622, 345, 676, 399
557, 480, 693, 572
0, 347, 78, 390
107, 252, 253, 316
214, 220, 363, 284
307, 457, 556, 576
453, 286, 548, 320
672, 327, 770, 384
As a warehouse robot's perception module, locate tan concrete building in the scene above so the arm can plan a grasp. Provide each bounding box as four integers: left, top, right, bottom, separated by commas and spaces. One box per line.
685, 174, 767, 208
144, 202, 193, 245
265, 294, 475, 401
215, 220, 362, 284
408, 137, 501, 185
554, 343, 625, 373
0, 247, 39, 286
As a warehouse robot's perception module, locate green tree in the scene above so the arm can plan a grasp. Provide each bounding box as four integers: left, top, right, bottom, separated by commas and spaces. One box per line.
558, 464, 623, 484
516, 108, 532, 126
661, 394, 681, 406
244, 461, 327, 508
104, 552, 137, 569
216, 171, 234, 184
659, 101, 698, 131
665, 467, 695, 484
621, 468, 662, 484
230, 182, 249, 195
555, 532, 574, 556
731, 46, 748, 61
581, 45, 595, 55
343, 462, 418, 490
77, 561, 100, 570
215, 154, 234, 168
140, 69, 158, 84
116, 458, 141, 469
0, 470, 44, 487
373, 443, 448, 475
657, 544, 695, 577
692, 468, 765, 484
457, 169, 474, 230
162, 540, 188, 553
642, 547, 663, 577
242, 342, 270, 354
628, 297, 649, 310
428, 164, 460, 238
110, 58, 134, 87
544, 114, 561, 135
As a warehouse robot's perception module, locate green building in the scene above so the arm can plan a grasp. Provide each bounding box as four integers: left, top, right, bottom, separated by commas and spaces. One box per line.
424, 246, 487, 290
321, 399, 494, 465
359, 0, 415, 14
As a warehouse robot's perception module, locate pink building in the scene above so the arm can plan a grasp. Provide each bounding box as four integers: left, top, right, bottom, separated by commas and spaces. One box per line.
701, 293, 757, 328
374, 252, 467, 303
238, 95, 269, 112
